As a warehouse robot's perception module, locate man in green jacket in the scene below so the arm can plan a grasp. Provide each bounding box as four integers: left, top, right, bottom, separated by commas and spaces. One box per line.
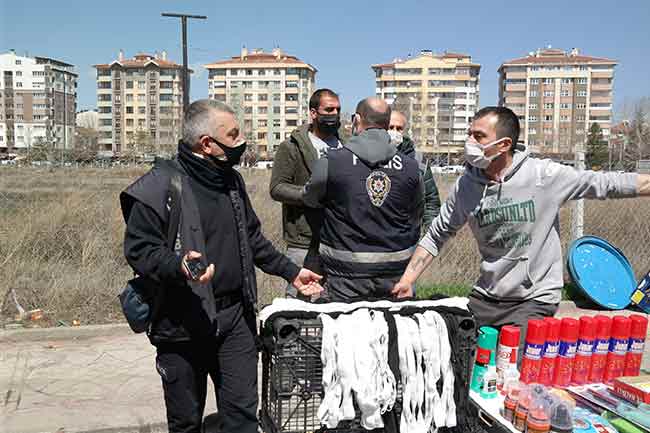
388, 110, 441, 230
270, 89, 342, 298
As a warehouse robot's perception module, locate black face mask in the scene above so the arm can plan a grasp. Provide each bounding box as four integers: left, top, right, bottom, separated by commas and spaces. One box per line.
316, 113, 341, 136
208, 137, 247, 167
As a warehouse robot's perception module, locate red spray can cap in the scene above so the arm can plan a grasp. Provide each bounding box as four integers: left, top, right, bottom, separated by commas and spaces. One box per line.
629, 314, 648, 339
611, 316, 632, 340
559, 318, 579, 342
525, 319, 548, 345
543, 317, 561, 342
499, 325, 521, 347
579, 316, 596, 340
594, 315, 612, 339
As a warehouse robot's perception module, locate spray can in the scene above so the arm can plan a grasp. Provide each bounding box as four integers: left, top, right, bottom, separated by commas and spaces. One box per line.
470, 326, 499, 392
553, 318, 579, 388
539, 317, 561, 386
572, 316, 596, 385
520, 319, 548, 384
624, 314, 648, 377
589, 315, 612, 383
497, 325, 520, 391
604, 315, 632, 383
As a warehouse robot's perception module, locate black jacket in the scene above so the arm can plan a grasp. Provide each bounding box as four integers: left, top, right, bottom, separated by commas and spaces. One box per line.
398, 136, 441, 229
121, 157, 299, 344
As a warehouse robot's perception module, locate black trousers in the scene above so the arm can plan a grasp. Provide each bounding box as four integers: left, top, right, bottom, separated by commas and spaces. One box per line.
154, 302, 258, 433
325, 274, 401, 302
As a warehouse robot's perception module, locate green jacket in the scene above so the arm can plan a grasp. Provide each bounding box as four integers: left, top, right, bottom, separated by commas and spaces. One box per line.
270, 124, 322, 249
398, 136, 441, 229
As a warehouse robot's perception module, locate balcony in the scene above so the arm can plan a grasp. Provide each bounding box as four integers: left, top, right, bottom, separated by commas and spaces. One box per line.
505, 83, 527, 92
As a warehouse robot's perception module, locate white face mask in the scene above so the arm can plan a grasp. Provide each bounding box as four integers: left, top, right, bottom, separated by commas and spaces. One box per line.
388, 129, 403, 146
464, 137, 506, 169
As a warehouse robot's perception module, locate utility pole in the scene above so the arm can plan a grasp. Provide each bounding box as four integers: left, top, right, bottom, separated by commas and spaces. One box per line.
161, 12, 207, 114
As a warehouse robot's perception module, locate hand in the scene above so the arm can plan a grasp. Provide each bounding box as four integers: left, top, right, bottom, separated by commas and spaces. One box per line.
291, 268, 324, 297
181, 251, 215, 284
391, 279, 413, 299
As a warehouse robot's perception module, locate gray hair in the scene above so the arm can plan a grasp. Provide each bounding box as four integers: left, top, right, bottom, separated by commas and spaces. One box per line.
182, 99, 236, 146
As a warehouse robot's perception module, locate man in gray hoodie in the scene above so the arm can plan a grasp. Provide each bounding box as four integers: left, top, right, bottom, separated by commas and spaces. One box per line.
393, 106, 650, 342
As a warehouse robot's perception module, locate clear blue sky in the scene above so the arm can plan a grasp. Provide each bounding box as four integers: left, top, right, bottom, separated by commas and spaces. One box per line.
3, 0, 649, 115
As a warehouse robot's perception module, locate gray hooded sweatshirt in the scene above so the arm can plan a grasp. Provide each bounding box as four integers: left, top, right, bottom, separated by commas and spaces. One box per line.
419, 150, 638, 304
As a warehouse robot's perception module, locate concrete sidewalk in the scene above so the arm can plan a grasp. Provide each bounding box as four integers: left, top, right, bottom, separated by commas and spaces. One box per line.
1, 301, 649, 433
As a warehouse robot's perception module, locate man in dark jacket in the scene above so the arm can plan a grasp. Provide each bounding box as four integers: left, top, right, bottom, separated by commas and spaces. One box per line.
388, 110, 441, 230
303, 97, 424, 301
269, 88, 342, 298
121, 99, 322, 433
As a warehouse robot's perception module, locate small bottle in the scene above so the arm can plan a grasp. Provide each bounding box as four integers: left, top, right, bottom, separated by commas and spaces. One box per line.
480, 364, 498, 399
470, 347, 490, 393
513, 384, 545, 432
497, 325, 521, 391
501, 363, 520, 396
539, 317, 561, 386
624, 314, 648, 377
526, 394, 552, 433
572, 316, 596, 385
503, 381, 521, 423
549, 400, 573, 433
589, 315, 612, 383
604, 315, 632, 383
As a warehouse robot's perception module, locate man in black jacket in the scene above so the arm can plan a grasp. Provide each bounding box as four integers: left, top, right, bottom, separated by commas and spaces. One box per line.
269, 89, 342, 298
303, 97, 424, 301
121, 99, 322, 433
388, 110, 441, 230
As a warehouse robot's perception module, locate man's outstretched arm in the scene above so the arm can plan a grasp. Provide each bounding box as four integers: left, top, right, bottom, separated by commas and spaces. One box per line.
391, 246, 435, 298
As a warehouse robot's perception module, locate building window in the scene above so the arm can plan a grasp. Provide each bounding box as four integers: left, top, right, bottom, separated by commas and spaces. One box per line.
544, 115, 553, 121
244, 94, 253, 101
285, 107, 298, 114
126, 81, 133, 89
576, 129, 584, 135
528, 115, 537, 122
258, 94, 268, 101
15, 82, 22, 87
577, 90, 587, 97
273, 119, 281, 127
560, 90, 569, 97
543, 78, 554, 84
529, 90, 538, 97
287, 119, 298, 127
286, 81, 298, 88
258, 106, 268, 114
560, 103, 571, 109
139, 107, 146, 114
138, 81, 145, 90
126, 94, 133, 102
543, 91, 554, 97
562, 78, 572, 84
576, 103, 586, 109
544, 128, 553, 135
560, 115, 570, 122
530, 78, 540, 85
544, 103, 554, 109
138, 94, 145, 103
258, 119, 268, 127
15, 59, 22, 65
273, 106, 281, 114
577, 78, 588, 84
529, 103, 538, 109
529, 128, 537, 135
246, 69, 253, 76
126, 106, 133, 114
257, 132, 267, 140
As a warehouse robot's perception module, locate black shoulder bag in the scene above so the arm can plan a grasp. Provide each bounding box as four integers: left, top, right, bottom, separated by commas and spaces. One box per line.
118, 166, 182, 333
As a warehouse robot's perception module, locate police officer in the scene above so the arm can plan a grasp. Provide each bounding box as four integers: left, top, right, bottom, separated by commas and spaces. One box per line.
303, 97, 424, 301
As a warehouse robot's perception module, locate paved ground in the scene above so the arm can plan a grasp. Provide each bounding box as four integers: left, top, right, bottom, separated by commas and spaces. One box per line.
1, 302, 649, 433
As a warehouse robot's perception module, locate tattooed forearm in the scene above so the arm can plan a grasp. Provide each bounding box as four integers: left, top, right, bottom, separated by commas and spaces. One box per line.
402, 246, 434, 284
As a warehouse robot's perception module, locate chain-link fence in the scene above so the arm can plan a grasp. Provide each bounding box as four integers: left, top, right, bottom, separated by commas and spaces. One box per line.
1, 166, 649, 325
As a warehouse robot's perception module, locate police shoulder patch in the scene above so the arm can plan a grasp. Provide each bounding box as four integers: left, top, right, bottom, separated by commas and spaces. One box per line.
366, 170, 391, 207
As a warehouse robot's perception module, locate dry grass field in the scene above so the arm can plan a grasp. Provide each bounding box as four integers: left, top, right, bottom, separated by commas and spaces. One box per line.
1, 166, 648, 326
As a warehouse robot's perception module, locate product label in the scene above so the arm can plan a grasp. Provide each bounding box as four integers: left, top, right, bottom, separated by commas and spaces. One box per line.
628, 338, 645, 354
558, 341, 577, 358
543, 341, 559, 358
594, 338, 609, 355
524, 342, 545, 360
576, 338, 595, 356
496, 346, 515, 368
609, 338, 628, 355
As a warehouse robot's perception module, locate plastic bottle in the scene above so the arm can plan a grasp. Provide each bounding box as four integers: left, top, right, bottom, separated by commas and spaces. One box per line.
501, 363, 520, 396
520, 319, 548, 384
604, 315, 632, 383
624, 314, 648, 377
503, 381, 521, 423
539, 317, 561, 386
470, 326, 499, 392
497, 325, 520, 391
552, 318, 579, 388
513, 384, 545, 432
572, 316, 596, 385
549, 400, 574, 433
480, 364, 498, 399
589, 315, 612, 383
526, 392, 552, 433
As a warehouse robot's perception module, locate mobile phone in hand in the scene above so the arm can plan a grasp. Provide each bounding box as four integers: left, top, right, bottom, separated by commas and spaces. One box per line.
183, 257, 207, 280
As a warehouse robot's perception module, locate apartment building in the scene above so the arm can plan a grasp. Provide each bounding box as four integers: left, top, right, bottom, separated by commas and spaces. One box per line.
94, 51, 184, 155
0, 50, 77, 153
205, 47, 316, 158
372, 50, 481, 157
499, 47, 616, 156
